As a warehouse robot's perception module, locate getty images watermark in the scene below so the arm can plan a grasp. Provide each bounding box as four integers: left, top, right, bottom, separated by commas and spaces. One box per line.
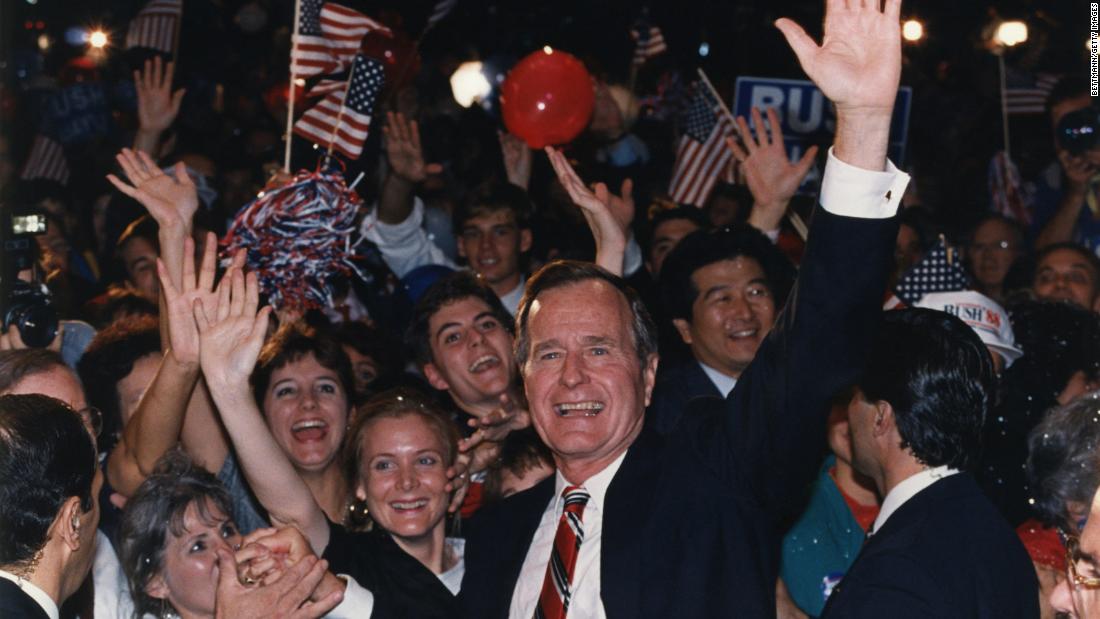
1093, 3, 1099, 96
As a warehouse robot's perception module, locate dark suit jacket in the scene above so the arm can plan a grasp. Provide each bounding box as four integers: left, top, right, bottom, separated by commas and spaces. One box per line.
820, 473, 1038, 618
460, 208, 898, 618
0, 578, 50, 619
648, 357, 723, 434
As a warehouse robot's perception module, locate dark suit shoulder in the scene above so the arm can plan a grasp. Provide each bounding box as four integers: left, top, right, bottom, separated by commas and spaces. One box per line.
648, 358, 722, 435
0, 579, 50, 619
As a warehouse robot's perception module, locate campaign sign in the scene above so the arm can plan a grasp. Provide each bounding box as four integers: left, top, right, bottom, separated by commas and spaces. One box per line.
42, 83, 110, 145
732, 76, 912, 193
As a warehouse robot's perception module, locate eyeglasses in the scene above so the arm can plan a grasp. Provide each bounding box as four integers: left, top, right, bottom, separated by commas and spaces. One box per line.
970, 240, 1017, 252
1065, 535, 1100, 591
76, 406, 103, 438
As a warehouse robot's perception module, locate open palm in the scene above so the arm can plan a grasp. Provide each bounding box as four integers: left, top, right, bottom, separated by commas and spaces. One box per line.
776, 0, 901, 113
108, 148, 198, 230
195, 267, 271, 393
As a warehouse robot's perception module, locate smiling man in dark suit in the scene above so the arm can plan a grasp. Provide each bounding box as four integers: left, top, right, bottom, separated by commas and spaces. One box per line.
820, 309, 1037, 617
459, 1, 914, 616
0, 394, 101, 619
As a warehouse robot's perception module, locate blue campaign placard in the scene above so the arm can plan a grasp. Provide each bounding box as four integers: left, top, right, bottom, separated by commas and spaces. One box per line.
732, 76, 912, 193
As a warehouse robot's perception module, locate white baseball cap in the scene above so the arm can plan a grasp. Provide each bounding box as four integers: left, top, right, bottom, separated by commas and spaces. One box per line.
914, 290, 1023, 368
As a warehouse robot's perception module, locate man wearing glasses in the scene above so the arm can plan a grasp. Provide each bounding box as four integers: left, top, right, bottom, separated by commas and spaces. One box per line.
1052, 486, 1100, 617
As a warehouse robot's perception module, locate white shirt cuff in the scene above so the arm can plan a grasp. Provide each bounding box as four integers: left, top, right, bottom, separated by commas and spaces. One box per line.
326, 575, 374, 619
819, 147, 910, 219
360, 196, 426, 240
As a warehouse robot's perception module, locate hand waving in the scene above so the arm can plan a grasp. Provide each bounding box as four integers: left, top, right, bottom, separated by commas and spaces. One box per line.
194, 264, 272, 396
382, 112, 442, 183
775, 0, 901, 114
107, 148, 198, 233
546, 147, 634, 275
135, 56, 185, 135
727, 107, 818, 231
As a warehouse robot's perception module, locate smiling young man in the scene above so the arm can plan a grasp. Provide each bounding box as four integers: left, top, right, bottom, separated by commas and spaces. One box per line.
649, 224, 795, 433
407, 272, 524, 420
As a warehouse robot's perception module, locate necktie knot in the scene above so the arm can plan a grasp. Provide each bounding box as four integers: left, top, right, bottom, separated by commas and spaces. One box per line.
562, 486, 590, 516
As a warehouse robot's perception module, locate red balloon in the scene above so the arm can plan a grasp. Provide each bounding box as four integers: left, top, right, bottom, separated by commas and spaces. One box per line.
500, 48, 595, 149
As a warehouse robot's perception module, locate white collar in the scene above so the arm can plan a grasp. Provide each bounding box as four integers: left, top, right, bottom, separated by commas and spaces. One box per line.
698, 361, 738, 398
498, 278, 526, 316
0, 569, 60, 619
555, 450, 628, 514
871, 465, 959, 535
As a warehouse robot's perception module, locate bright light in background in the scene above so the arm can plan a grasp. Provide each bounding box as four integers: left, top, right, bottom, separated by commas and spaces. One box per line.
88, 30, 109, 48
994, 21, 1028, 47
543, 46, 553, 55
25, 0, 37, 4
698, 42, 710, 57
450, 61, 491, 108
37, 34, 50, 51
902, 19, 924, 42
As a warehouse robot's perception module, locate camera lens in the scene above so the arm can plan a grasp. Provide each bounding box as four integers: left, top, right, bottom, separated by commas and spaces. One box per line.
10, 303, 59, 348
1056, 107, 1100, 156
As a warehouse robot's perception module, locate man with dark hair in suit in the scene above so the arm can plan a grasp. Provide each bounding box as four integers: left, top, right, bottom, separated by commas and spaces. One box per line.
649, 224, 795, 433
821, 309, 1037, 616
0, 393, 101, 619
459, 1, 914, 615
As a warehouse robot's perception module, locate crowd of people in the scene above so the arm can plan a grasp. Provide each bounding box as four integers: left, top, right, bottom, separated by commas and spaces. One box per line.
2, 0, 1100, 617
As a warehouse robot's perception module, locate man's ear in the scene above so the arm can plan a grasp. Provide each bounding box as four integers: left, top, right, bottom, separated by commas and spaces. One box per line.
55, 496, 85, 554
422, 363, 450, 392
671, 318, 693, 345
519, 228, 533, 254
642, 353, 660, 407
871, 400, 896, 439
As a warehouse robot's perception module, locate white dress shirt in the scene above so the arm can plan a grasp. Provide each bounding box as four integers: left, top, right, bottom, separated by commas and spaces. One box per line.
699, 361, 738, 398
509, 451, 627, 619
0, 569, 59, 619
870, 465, 959, 536
327, 575, 376, 619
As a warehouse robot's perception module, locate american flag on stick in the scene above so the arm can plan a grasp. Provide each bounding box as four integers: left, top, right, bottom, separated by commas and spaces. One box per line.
321, 3, 390, 73
1004, 72, 1059, 115
668, 82, 736, 207
893, 236, 971, 306
631, 25, 667, 66
20, 135, 70, 185
294, 54, 386, 159
125, 0, 183, 54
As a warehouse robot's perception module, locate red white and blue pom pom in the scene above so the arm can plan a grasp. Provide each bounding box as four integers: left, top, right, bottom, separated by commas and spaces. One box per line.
221, 168, 366, 312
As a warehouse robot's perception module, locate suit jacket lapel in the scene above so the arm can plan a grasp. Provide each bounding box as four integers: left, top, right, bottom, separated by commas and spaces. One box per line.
602, 428, 662, 618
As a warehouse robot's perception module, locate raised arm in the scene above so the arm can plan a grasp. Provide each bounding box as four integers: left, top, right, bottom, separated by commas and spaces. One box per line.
726, 106, 818, 236
107, 235, 236, 494
376, 112, 441, 224
195, 267, 331, 553
717, 0, 908, 517
132, 56, 186, 158
545, 147, 634, 275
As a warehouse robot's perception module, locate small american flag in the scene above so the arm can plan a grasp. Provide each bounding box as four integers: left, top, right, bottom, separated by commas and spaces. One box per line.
988, 151, 1032, 225
631, 25, 667, 66
426, 0, 458, 30
294, 54, 385, 159
125, 0, 183, 54
1005, 72, 1060, 115
291, 0, 337, 76
321, 3, 390, 73
894, 236, 971, 306
20, 135, 70, 185
668, 83, 736, 207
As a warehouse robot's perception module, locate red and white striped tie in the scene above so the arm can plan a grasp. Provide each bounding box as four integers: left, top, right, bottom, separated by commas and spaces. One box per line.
534, 486, 591, 619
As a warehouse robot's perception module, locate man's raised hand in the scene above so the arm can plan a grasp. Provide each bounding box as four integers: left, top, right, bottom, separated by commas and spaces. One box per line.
135, 56, 185, 136
382, 112, 442, 183
107, 148, 198, 233
727, 107, 818, 232
775, 0, 901, 169
193, 262, 271, 396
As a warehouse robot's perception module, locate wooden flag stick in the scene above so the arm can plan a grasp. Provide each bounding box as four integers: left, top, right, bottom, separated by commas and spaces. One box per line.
695, 68, 736, 124
284, 0, 303, 171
